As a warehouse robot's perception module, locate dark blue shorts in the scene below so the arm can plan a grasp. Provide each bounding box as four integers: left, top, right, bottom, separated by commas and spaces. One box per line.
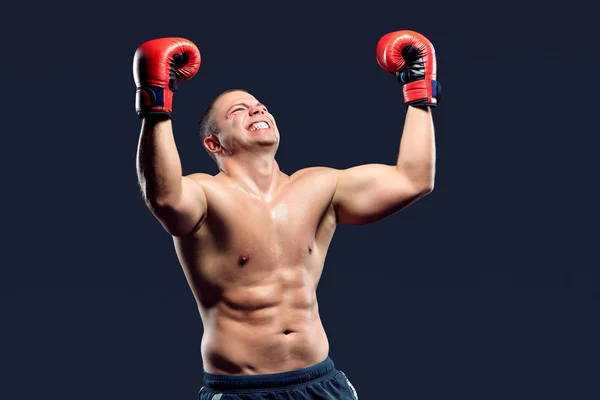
198, 357, 358, 399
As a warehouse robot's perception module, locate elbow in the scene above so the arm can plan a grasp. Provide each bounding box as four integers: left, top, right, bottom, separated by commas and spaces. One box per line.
413, 177, 434, 197
421, 169, 436, 195
398, 164, 435, 196
422, 179, 435, 195
415, 184, 433, 199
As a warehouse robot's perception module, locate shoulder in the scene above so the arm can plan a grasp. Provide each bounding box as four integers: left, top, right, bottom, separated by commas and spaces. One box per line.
184, 172, 216, 182
183, 172, 221, 189
289, 166, 339, 181
288, 166, 340, 194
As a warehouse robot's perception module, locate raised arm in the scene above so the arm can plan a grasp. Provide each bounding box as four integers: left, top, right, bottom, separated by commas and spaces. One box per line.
333, 30, 440, 225
133, 37, 205, 237
333, 106, 435, 225
136, 116, 207, 237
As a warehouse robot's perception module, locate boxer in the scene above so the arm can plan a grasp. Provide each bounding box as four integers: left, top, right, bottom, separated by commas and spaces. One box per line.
133, 30, 439, 399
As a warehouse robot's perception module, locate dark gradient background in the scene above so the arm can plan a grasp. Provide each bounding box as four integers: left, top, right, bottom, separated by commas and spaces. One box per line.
2, 0, 598, 399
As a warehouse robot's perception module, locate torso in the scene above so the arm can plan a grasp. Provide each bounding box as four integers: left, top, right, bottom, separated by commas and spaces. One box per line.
173, 167, 339, 375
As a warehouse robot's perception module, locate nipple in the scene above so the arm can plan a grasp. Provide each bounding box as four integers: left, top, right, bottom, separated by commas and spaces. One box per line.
238, 252, 250, 266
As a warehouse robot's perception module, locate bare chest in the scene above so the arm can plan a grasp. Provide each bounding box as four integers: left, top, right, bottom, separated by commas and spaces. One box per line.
210, 192, 331, 264
176, 171, 338, 290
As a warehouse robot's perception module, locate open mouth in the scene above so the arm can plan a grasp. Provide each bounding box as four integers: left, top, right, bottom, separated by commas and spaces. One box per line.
248, 121, 270, 131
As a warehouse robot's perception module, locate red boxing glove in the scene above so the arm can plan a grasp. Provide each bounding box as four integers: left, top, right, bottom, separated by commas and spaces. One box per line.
133, 37, 201, 118
376, 30, 440, 107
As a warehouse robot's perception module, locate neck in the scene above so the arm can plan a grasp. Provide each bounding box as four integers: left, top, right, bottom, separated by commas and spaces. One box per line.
219, 153, 282, 201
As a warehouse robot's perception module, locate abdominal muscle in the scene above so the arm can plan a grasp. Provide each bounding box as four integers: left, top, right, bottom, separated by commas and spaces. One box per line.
198, 276, 330, 375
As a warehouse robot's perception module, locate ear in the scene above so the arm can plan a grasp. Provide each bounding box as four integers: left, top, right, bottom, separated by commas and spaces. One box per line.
204, 134, 221, 156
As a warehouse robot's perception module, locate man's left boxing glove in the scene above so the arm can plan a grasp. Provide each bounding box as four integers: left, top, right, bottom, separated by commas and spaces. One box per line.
133, 38, 201, 118
376, 30, 440, 107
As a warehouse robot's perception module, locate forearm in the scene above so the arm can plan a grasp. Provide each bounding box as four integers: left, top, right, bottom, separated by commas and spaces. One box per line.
136, 116, 183, 205
396, 106, 436, 190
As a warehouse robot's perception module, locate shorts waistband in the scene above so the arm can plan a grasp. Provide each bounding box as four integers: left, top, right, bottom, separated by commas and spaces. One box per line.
202, 357, 336, 391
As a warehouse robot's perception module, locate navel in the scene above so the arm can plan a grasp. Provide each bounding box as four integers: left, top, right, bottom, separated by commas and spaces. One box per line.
238, 252, 250, 266
308, 245, 313, 254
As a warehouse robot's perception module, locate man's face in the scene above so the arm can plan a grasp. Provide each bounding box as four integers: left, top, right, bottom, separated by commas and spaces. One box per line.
210, 91, 279, 156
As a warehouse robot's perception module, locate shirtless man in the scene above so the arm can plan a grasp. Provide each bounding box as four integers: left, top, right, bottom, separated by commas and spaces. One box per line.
133, 30, 440, 399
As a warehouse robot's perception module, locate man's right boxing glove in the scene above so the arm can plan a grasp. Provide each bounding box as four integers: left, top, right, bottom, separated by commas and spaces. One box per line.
376, 30, 440, 107
132, 38, 201, 118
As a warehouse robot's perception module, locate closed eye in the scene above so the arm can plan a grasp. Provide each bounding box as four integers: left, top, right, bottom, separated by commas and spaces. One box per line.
228, 107, 245, 117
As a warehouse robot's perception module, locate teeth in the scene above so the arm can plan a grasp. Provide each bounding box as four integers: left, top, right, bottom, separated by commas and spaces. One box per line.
249, 122, 269, 131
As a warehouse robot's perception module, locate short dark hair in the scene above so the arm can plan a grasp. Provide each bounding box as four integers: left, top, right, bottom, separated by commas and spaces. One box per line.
199, 88, 249, 162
